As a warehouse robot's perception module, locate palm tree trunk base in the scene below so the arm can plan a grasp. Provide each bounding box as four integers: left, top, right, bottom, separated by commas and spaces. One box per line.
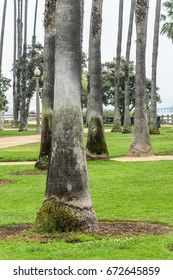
11, 120, 19, 128
111, 128, 122, 132
149, 128, 160, 135
122, 128, 132, 134
35, 197, 98, 233
128, 147, 153, 157
86, 152, 110, 161
35, 159, 49, 170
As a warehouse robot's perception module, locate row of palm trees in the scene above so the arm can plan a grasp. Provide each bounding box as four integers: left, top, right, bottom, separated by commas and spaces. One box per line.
1, 0, 173, 231
36, 0, 173, 232
0, 0, 40, 130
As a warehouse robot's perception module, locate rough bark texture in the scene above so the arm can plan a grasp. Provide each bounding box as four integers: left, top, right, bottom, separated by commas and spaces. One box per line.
128, 0, 153, 157
35, 0, 56, 169
86, 0, 109, 160
122, 0, 135, 134
149, 0, 161, 135
35, 0, 98, 232
112, 0, 124, 132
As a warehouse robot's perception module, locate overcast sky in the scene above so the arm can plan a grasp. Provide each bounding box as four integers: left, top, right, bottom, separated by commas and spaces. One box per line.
0, 0, 173, 111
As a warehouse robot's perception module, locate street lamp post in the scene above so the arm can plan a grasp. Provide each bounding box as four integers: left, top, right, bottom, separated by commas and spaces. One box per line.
34, 67, 41, 133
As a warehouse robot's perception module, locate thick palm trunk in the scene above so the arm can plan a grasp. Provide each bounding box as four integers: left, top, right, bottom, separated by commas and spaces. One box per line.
122, 0, 135, 134
149, 0, 161, 134
129, 0, 153, 157
35, 0, 56, 169
112, 0, 124, 132
86, 0, 109, 160
35, 0, 98, 232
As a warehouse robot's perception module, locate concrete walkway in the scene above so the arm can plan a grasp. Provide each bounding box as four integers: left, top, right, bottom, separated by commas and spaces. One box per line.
0, 134, 41, 149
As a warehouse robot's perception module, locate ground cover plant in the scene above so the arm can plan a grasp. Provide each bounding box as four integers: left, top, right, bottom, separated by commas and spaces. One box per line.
0, 126, 173, 259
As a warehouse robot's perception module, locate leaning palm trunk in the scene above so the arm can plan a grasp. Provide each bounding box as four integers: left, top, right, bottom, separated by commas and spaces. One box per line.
0, 0, 7, 70
35, 0, 98, 232
122, 0, 135, 134
35, 0, 56, 169
129, 0, 153, 157
112, 0, 124, 132
86, 0, 109, 160
149, 0, 161, 134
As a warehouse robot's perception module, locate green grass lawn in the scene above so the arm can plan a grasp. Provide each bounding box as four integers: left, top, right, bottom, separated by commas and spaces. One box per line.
0, 126, 173, 259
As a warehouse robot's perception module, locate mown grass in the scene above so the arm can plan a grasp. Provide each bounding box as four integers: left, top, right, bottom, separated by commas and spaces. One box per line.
0, 126, 173, 259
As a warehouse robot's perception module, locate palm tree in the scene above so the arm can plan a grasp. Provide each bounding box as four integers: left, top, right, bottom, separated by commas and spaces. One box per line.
122, 0, 135, 134
12, 0, 18, 128
161, 0, 173, 41
149, 0, 161, 134
0, 0, 8, 130
14, 0, 23, 128
86, 0, 109, 160
0, 0, 7, 71
35, 0, 98, 232
32, 0, 38, 46
35, 0, 56, 169
129, 0, 153, 157
111, 0, 124, 132
18, 0, 28, 131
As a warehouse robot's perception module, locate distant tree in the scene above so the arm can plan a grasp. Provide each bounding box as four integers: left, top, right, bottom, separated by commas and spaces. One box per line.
0, 74, 10, 130
112, 0, 124, 132
101, 58, 160, 116
128, 0, 153, 157
86, 0, 109, 160
149, 0, 161, 134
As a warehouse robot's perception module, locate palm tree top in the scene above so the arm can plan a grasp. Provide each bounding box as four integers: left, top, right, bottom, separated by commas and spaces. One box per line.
161, 0, 173, 42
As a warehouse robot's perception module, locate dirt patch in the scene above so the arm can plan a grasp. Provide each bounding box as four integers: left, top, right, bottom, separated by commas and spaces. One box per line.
0, 180, 15, 185
0, 221, 173, 242
12, 170, 47, 175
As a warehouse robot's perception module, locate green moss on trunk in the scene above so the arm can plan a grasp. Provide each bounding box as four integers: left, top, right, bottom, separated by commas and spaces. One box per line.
35, 112, 52, 170
35, 197, 98, 233
86, 116, 109, 160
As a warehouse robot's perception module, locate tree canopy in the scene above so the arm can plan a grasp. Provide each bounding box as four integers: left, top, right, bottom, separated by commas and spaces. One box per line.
0, 73, 10, 111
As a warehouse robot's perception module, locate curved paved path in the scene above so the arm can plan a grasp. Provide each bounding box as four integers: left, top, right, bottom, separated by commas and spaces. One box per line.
0, 132, 173, 165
